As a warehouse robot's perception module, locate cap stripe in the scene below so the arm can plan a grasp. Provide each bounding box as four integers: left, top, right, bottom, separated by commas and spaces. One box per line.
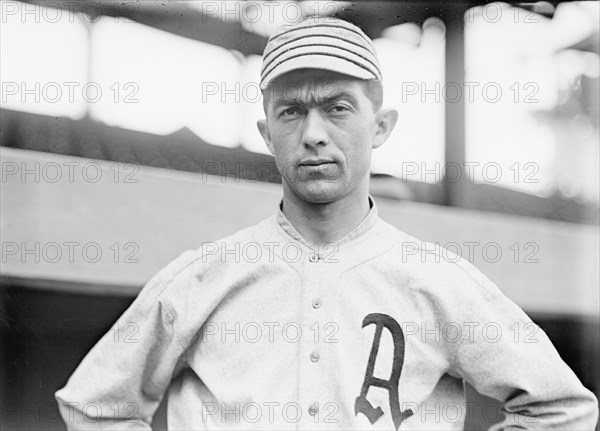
267, 22, 374, 51
262, 32, 376, 69
261, 42, 380, 82
262, 35, 379, 75
261, 51, 379, 85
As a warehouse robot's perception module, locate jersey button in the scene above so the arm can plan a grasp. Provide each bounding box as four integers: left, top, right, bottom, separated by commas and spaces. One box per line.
308, 403, 319, 416
312, 298, 322, 309
310, 351, 320, 363
309, 253, 319, 263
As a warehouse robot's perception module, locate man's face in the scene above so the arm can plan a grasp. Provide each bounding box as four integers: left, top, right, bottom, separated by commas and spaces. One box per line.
257, 69, 394, 205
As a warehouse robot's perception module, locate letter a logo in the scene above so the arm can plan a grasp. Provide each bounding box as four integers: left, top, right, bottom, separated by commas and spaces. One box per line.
355, 313, 413, 430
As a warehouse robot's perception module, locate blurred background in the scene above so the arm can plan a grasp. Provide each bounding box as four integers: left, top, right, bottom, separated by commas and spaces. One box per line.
1, 1, 598, 430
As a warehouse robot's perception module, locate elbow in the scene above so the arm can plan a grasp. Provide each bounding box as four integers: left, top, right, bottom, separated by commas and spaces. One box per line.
568, 388, 599, 430
584, 392, 599, 429
54, 387, 152, 431
54, 387, 77, 430
54, 388, 97, 431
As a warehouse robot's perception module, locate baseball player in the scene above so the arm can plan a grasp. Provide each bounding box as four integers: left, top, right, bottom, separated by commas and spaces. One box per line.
55, 17, 598, 430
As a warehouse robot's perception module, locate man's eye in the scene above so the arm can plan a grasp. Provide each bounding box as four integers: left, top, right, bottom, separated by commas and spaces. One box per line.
330, 105, 351, 113
281, 107, 301, 117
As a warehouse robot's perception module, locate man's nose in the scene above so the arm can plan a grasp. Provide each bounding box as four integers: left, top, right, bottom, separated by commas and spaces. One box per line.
301, 109, 328, 148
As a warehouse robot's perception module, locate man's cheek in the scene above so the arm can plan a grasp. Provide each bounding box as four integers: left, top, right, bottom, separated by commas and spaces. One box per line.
272, 134, 294, 152
276, 156, 298, 183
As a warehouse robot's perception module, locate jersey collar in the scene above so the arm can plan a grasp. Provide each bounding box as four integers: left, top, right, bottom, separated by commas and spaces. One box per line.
274, 195, 379, 250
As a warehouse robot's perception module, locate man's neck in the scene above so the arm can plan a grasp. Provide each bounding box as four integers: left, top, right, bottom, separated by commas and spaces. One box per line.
281, 187, 371, 246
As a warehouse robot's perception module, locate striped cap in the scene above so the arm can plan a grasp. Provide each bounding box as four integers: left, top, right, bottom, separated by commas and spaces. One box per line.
260, 17, 382, 90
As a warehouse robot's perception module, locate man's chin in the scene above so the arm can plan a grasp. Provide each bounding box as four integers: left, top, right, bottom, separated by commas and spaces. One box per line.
294, 183, 343, 204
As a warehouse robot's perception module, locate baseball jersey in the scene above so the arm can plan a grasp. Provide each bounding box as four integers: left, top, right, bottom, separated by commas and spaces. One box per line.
55, 196, 599, 430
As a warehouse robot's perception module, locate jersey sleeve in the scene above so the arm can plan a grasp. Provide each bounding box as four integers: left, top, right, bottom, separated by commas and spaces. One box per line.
54, 255, 193, 430
451, 267, 599, 430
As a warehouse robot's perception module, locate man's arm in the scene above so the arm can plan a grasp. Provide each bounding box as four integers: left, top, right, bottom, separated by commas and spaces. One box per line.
452, 275, 598, 430
55, 272, 186, 430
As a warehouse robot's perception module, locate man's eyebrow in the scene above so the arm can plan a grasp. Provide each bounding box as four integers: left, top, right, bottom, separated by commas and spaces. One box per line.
322, 91, 359, 105
272, 98, 300, 110
272, 90, 359, 110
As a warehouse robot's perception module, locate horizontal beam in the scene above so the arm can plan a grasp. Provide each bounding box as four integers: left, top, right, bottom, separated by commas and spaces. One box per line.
20, 0, 268, 55
17, 1, 565, 53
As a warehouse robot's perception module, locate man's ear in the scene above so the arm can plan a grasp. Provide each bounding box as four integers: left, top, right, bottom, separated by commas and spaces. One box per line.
372, 108, 398, 149
257, 119, 274, 155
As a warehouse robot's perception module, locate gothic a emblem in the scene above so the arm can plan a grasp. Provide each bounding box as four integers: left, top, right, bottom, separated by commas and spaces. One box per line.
355, 313, 413, 430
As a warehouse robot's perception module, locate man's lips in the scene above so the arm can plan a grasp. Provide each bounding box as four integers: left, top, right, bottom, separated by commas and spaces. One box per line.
298, 158, 336, 166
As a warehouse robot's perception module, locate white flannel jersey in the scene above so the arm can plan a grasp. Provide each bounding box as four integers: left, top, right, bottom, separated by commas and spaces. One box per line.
55, 196, 599, 430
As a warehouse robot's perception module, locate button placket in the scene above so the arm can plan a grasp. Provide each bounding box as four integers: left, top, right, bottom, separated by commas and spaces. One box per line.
299, 248, 326, 429
299, 243, 345, 429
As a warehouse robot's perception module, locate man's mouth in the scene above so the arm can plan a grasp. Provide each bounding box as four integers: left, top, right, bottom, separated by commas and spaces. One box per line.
299, 158, 336, 167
